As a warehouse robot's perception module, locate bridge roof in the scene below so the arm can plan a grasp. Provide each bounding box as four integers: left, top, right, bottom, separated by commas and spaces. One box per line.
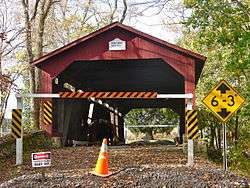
32, 22, 206, 67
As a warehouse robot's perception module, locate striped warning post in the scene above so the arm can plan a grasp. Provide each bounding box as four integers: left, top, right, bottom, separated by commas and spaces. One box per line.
59, 92, 157, 99
11, 109, 22, 139
43, 101, 53, 125
186, 110, 199, 140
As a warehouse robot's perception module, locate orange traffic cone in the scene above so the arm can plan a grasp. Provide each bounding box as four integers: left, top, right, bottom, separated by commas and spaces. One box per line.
91, 138, 112, 177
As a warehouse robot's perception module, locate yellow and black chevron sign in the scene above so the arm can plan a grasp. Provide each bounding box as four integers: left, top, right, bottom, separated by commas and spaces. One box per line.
11, 109, 22, 139
186, 110, 199, 140
43, 101, 53, 125
59, 92, 157, 99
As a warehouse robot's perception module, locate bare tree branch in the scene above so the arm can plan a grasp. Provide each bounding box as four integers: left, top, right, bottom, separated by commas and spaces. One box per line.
82, 0, 92, 23
30, 0, 41, 21
110, 0, 118, 23
120, 0, 127, 23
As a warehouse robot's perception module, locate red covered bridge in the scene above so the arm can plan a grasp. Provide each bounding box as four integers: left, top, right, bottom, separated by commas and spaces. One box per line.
32, 22, 206, 145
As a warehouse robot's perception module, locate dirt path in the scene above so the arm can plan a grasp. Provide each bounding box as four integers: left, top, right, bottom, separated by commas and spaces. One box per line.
0, 145, 249, 187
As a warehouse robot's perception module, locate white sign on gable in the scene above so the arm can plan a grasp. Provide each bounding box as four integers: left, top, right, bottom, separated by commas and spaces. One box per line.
109, 38, 126, 51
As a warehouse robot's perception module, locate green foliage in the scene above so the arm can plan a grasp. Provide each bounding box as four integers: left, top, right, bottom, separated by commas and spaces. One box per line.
229, 125, 250, 174
180, 0, 250, 127
207, 148, 222, 163
180, 0, 250, 173
125, 108, 179, 135
183, 0, 250, 79
22, 131, 53, 152
0, 131, 53, 167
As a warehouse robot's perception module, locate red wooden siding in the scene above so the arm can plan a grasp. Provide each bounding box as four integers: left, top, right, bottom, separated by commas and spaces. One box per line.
38, 70, 52, 93
35, 22, 205, 106
32, 22, 206, 138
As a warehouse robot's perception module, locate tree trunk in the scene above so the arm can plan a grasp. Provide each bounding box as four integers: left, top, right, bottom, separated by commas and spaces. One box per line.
22, 0, 39, 128
32, 0, 47, 130
210, 126, 215, 149
215, 127, 219, 150
0, 37, 3, 74
29, 67, 39, 129
22, 0, 56, 129
0, 38, 3, 127
0, 88, 11, 127
34, 0, 55, 130
218, 126, 221, 149
144, 130, 154, 140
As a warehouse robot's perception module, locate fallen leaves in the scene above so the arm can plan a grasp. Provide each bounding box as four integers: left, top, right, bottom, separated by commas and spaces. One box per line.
0, 145, 249, 187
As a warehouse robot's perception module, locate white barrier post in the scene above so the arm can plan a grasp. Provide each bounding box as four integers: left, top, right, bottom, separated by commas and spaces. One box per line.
124, 126, 128, 144
16, 138, 23, 165
187, 139, 194, 166
16, 97, 23, 165
187, 100, 194, 166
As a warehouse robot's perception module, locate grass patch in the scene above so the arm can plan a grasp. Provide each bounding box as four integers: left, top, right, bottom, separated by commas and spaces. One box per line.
0, 131, 53, 169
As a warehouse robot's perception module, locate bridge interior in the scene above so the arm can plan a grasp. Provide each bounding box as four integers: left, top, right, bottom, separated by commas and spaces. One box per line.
52, 58, 186, 145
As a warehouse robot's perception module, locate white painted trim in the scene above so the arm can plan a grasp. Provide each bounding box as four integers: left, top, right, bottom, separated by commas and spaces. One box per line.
126, 124, 177, 128
157, 93, 193, 99
16, 93, 193, 99
16, 94, 60, 98
14, 93, 192, 118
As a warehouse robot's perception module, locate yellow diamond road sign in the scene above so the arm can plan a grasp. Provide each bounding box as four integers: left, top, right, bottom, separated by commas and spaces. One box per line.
202, 80, 245, 123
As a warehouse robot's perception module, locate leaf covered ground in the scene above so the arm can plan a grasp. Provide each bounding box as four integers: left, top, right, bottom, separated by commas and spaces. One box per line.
0, 144, 249, 187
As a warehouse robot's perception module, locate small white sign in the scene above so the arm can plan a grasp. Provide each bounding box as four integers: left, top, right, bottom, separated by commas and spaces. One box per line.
109, 38, 126, 51
32, 152, 51, 168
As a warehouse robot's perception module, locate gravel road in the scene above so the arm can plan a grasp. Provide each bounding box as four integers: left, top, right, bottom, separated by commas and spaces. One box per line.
0, 164, 249, 188
0, 145, 249, 187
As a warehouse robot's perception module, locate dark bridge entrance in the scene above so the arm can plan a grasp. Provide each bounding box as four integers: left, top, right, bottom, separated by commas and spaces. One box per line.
32, 22, 206, 145
57, 59, 184, 93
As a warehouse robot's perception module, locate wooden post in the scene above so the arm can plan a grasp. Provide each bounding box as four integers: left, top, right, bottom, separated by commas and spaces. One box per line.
110, 110, 119, 144
118, 115, 125, 143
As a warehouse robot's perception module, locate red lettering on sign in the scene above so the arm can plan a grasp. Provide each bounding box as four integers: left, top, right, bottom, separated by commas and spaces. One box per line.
33, 153, 50, 160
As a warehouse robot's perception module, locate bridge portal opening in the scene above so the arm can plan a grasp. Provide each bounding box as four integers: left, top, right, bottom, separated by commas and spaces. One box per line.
52, 59, 185, 146
32, 22, 206, 146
